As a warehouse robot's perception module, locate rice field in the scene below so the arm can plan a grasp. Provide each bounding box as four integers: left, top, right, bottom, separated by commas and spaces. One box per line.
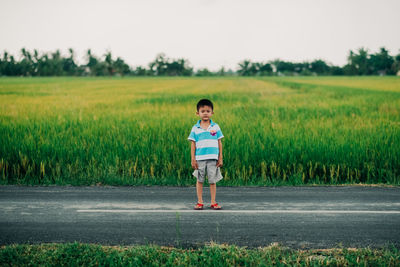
0, 76, 399, 186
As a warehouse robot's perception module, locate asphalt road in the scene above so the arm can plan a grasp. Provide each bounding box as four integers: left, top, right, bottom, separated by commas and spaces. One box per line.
1, 185, 399, 249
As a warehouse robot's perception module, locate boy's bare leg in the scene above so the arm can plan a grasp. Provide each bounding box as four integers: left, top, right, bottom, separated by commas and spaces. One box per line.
210, 183, 216, 204
196, 181, 204, 204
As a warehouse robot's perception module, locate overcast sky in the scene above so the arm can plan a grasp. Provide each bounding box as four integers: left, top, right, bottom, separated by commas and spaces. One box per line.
1, 0, 400, 71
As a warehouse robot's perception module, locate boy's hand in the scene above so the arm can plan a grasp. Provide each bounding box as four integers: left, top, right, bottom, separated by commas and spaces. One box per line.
216, 158, 223, 168
191, 159, 198, 169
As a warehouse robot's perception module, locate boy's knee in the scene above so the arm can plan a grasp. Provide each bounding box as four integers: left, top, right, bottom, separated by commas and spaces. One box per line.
209, 183, 215, 185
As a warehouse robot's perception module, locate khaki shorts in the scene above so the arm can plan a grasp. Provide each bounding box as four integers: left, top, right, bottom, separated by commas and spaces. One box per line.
192, 159, 223, 184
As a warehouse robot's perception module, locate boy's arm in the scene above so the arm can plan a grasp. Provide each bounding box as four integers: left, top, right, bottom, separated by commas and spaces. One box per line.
191, 141, 198, 169
217, 139, 223, 167
191, 141, 196, 160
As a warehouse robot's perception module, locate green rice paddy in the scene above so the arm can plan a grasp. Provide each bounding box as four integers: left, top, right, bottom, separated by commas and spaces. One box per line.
1, 76, 399, 186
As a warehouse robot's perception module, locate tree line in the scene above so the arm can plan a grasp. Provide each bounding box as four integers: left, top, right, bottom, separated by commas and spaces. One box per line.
0, 47, 399, 77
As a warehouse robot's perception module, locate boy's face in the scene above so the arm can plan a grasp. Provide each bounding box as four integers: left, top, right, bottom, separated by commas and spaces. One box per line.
196, 105, 214, 121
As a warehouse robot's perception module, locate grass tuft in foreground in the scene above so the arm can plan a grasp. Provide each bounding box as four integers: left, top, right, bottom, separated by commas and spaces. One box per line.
0, 242, 399, 266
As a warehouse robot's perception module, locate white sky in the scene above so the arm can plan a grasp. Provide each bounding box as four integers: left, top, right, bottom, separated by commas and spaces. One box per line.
1, 0, 400, 71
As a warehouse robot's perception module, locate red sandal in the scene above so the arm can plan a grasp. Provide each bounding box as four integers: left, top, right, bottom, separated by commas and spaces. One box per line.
194, 203, 204, 210
210, 203, 222, 210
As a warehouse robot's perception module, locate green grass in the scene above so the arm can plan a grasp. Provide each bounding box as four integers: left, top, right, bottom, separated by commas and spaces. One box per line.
0, 76, 399, 186
1, 242, 399, 267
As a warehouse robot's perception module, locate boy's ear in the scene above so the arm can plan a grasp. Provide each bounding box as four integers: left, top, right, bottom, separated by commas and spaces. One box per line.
196, 111, 199, 115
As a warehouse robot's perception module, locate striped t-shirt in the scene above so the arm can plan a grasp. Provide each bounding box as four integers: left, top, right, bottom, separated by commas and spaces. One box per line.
188, 119, 224, 160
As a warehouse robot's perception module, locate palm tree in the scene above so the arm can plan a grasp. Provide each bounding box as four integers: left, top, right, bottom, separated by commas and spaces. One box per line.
238, 60, 252, 76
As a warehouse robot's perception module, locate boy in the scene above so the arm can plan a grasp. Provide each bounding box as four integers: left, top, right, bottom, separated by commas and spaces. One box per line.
188, 99, 224, 210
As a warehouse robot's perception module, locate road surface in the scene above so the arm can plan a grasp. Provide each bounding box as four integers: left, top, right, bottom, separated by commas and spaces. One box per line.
1, 185, 399, 249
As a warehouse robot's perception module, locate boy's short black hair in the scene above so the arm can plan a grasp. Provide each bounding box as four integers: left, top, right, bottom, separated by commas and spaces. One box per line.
197, 99, 213, 111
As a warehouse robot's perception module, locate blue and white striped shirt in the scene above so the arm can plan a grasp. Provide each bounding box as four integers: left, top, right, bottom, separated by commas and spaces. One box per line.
188, 119, 224, 160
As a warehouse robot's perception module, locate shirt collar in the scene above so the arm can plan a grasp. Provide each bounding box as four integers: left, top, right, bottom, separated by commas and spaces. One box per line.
196, 119, 215, 128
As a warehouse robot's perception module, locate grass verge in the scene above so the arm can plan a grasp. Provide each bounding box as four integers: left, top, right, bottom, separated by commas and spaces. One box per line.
1, 242, 399, 266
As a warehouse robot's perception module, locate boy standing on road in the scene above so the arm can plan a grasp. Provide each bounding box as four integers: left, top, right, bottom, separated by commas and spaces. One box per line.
188, 99, 224, 210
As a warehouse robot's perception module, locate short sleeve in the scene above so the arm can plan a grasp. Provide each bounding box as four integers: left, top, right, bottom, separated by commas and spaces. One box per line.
188, 127, 196, 141
216, 124, 224, 140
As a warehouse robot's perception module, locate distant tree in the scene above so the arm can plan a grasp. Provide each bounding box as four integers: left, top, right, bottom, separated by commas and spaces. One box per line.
113, 57, 131, 76
257, 63, 273, 76
225, 68, 236, 76
237, 60, 273, 76
1, 46, 399, 76
217, 66, 225, 76
104, 51, 114, 76
86, 49, 98, 75
167, 58, 192, 76
86, 49, 108, 76
195, 68, 214, 77
330, 65, 344, 75
310, 59, 330, 75
369, 47, 395, 75
0, 53, 3, 75
238, 60, 252, 76
274, 60, 295, 74
346, 48, 370, 75
8, 55, 19, 75
393, 51, 400, 74
86, 49, 97, 70
1, 52, 19, 76
293, 62, 308, 74
20, 48, 35, 76
32, 49, 40, 75
62, 48, 78, 76
149, 53, 168, 75
149, 53, 192, 76
51, 50, 64, 76
133, 66, 149, 76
